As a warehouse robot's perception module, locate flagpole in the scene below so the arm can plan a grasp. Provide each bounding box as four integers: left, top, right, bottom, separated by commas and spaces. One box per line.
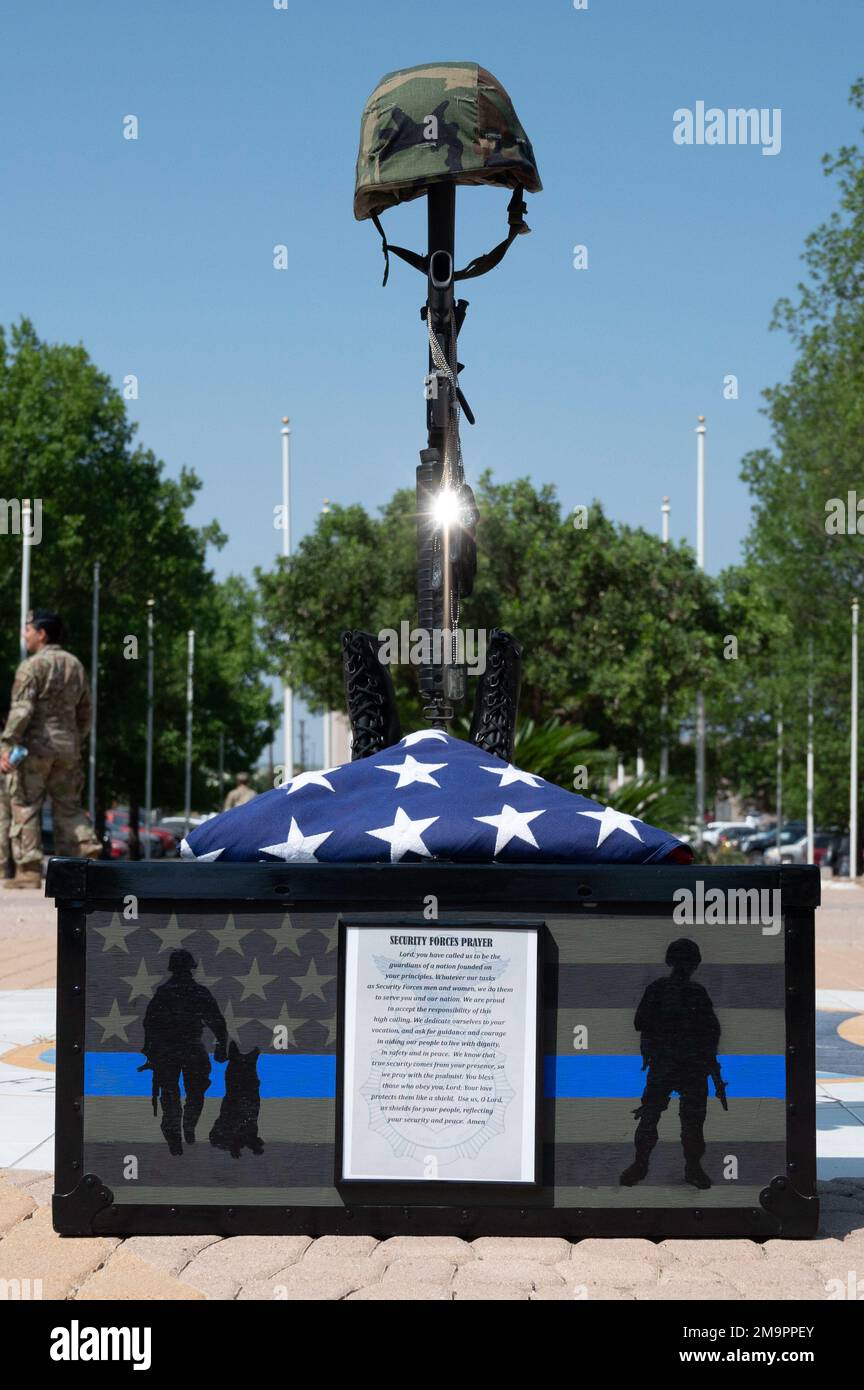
660, 496, 670, 781
183, 629, 195, 836
806, 638, 814, 866
19, 499, 32, 661
776, 709, 783, 854
850, 598, 859, 879
88, 562, 100, 822
281, 418, 294, 780
144, 598, 155, 858
695, 418, 706, 849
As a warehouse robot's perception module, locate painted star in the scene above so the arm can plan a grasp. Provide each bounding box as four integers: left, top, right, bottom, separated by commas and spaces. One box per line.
234, 956, 278, 1001
474, 803, 545, 856
121, 958, 161, 1002
578, 806, 644, 846
149, 914, 197, 954
92, 999, 138, 1044
376, 755, 447, 789
283, 768, 339, 794
264, 914, 314, 956
315, 1013, 338, 1047
94, 912, 140, 954
400, 729, 449, 747
366, 806, 438, 861
221, 999, 255, 1040
262, 1003, 309, 1048
291, 958, 336, 1002
480, 763, 544, 789
314, 924, 338, 955
260, 817, 332, 862
209, 914, 253, 956
180, 840, 225, 861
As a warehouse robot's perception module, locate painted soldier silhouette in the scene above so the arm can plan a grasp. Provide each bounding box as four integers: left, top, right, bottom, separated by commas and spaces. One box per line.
140, 949, 228, 1156
620, 938, 724, 1191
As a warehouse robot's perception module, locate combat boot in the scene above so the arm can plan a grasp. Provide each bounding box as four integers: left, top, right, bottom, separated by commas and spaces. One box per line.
468, 629, 523, 763
342, 630, 402, 759
4, 871, 42, 890
619, 1158, 650, 1186
684, 1161, 712, 1189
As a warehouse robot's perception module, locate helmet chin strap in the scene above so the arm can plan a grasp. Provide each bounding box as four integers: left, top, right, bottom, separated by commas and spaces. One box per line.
371, 188, 531, 288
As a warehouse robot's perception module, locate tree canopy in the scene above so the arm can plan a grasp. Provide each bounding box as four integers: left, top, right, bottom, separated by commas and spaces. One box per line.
0, 319, 275, 813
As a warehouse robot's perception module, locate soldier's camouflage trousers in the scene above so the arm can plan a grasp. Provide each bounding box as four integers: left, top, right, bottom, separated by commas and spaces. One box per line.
632, 1064, 708, 1163
8, 754, 101, 870
0, 772, 11, 868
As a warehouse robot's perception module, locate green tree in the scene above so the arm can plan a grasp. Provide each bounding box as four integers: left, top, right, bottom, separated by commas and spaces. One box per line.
259, 472, 724, 786
0, 320, 275, 816
724, 78, 864, 824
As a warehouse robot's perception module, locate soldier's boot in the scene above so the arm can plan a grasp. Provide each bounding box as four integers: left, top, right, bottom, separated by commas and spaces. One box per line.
4, 870, 42, 890
619, 1157, 650, 1186
160, 1093, 184, 1156
342, 630, 402, 759
620, 1108, 659, 1185
468, 629, 523, 763
182, 1102, 200, 1145
684, 1161, 711, 1189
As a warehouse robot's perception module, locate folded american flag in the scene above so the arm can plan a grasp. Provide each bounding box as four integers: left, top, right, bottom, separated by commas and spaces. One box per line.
181, 731, 690, 866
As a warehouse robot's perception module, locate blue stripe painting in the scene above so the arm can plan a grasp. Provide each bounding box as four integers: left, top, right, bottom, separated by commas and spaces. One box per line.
84, 1052, 785, 1100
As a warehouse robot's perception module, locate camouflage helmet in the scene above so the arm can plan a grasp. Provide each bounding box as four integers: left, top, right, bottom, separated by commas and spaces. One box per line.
354, 62, 542, 222
665, 938, 702, 970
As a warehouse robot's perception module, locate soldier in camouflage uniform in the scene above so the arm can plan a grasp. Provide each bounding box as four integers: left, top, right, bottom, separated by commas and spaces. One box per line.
223, 772, 257, 811
0, 610, 101, 888
0, 756, 11, 878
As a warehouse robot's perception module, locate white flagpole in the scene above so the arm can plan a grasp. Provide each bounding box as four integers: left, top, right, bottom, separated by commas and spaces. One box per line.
660, 496, 670, 781
19, 499, 32, 661
88, 562, 100, 822
806, 638, 814, 866
695, 418, 706, 848
144, 598, 155, 859
851, 599, 859, 878
281, 418, 294, 781
183, 629, 195, 835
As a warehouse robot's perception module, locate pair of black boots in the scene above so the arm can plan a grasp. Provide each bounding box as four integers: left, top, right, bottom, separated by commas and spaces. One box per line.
620, 1156, 712, 1190
341, 627, 523, 762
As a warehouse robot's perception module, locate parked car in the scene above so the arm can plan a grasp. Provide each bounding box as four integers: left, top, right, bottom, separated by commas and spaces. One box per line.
105, 808, 172, 858
702, 820, 758, 848
742, 822, 805, 858
156, 814, 215, 843
764, 831, 833, 866
716, 825, 755, 848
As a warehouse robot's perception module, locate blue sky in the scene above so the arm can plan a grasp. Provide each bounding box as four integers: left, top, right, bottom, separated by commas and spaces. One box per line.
2, 0, 862, 759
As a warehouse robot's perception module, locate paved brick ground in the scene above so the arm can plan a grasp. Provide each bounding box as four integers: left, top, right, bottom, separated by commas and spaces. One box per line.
1, 874, 863, 1299
1, 1170, 862, 1300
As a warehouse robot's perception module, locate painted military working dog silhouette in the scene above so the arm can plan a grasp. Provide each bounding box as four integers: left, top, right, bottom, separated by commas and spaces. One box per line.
209, 1041, 265, 1158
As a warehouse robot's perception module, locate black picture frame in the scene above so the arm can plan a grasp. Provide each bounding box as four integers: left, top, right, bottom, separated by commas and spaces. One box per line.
48, 858, 819, 1240
335, 916, 544, 1187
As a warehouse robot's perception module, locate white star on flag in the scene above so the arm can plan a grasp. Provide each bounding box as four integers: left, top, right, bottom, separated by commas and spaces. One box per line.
377, 755, 447, 789
474, 803, 545, 855
401, 729, 449, 746
578, 806, 644, 846
180, 840, 225, 861
366, 806, 439, 861
480, 762, 543, 789
260, 817, 332, 862
283, 768, 339, 794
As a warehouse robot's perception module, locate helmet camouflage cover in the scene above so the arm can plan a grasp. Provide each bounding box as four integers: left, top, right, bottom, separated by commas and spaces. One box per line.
354, 61, 542, 222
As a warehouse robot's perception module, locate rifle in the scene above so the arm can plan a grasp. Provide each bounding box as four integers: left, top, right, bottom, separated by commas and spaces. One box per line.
137, 1058, 159, 1116
709, 1059, 729, 1110
416, 183, 478, 728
